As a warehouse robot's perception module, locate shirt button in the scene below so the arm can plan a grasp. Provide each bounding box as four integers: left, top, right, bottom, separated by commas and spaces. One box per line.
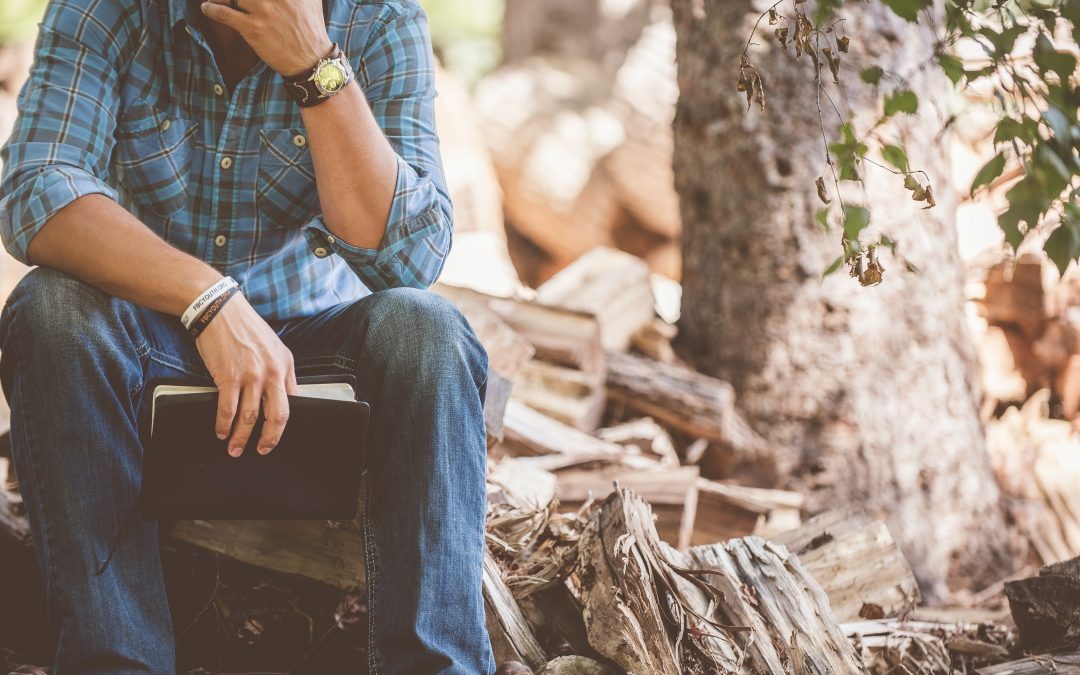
313, 246, 329, 258
213, 83, 224, 96
161, 119, 171, 132
293, 134, 307, 147
214, 234, 227, 247
220, 156, 233, 170
326, 235, 336, 244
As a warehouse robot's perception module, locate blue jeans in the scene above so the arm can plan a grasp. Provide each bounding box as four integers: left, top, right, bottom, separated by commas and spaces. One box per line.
0, 266, 495, 675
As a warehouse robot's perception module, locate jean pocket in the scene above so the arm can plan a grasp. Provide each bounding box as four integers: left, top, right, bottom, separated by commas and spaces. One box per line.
256, 128, 320, 229
114, 100, 197, 218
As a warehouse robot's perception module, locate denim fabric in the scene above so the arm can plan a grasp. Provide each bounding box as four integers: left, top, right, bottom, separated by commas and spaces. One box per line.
0, 266, 494, 675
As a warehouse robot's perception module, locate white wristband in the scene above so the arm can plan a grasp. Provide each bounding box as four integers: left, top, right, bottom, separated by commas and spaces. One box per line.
181, 276, 239, 330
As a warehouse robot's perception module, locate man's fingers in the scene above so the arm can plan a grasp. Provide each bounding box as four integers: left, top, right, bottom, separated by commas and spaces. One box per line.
200, 1, 250, 27
228, 382, 263, 457
257, 381, 290, 455
216, 382, 241, 441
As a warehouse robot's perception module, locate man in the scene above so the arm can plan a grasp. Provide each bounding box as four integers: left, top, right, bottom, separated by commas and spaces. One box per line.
0, 0, 498, 672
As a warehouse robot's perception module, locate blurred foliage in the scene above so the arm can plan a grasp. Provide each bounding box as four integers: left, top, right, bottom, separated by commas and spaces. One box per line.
420, 0, 504, 85
0, 0, 47, 45
746, 0, 1079, 283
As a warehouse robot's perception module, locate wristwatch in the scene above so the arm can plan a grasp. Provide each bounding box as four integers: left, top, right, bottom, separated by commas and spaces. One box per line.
282, 43, 354, 108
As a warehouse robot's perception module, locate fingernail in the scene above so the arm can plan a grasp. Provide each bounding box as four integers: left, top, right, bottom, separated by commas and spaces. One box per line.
229, 446, 242, 457
217, 431, 227, 440
258, 446, 271, 455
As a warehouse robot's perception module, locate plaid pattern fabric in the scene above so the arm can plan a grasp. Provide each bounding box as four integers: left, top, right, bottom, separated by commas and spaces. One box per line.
0, 0, 452, 321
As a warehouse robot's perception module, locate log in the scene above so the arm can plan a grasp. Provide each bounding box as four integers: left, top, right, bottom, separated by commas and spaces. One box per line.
535, 655, 620, 675
170, 518, 364, 590
772, 507, 920, 622
499, 400, 625, 461
511, 359, 605, 432
1004, 556, 1080, 651
535, 247, 655, 352
483, 551, 548, 670
975, 648, 1080, 674
604, 350, 767, 453
604, 12, 680, 241
686, 537, 868, 674
691, 479, 803, 546
435, 284, 605, 375
596, 417, 679, 467
552, 465, 699, 548
0, 457, 30, 545
516, 581, 599, 663
472, 59, 623, 268
576, 486, 743, 673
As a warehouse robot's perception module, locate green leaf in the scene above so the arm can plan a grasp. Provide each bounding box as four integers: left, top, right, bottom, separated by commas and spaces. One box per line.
813, 0, 844, 26
970, 152, 1006, 196
881, 0, 931, 22
822, 255, 845, 279
882, 144, 909, 172
979, 24, 1026, 57
884, 89, 919, 117
994, 116, 1039, 145
938, 53, 965, 85
842, 205, 870, 240
1034, 33, 1078, 83
859, 66, 884, 85
1032, 143, 1071, 196
1044, 220, 1080, 276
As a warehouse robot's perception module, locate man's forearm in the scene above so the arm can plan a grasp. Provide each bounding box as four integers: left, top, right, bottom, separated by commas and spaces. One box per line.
300, 78, 399, 250
25, 194, 224, 317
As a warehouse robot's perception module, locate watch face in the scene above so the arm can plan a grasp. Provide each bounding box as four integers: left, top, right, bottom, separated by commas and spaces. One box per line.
314, 62, 347, 94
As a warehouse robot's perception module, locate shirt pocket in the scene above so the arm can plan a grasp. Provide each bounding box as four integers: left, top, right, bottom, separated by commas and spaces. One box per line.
256, 128, 321, 229
114, 101, 197, 219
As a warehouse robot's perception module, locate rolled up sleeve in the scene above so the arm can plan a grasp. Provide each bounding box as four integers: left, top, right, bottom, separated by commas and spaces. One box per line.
0, 5, 124, 266
302, 2, 452, 291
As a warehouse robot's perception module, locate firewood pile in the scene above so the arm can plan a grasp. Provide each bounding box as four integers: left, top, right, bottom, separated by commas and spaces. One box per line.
2, 242, 1079, 673
970, 253, 1080, 566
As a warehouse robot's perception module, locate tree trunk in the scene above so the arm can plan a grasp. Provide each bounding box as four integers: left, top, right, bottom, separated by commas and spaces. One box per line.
670, 0, 1012, 595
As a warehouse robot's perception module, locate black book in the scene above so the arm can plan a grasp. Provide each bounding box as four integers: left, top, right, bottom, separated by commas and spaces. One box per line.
138, 374, 370, 520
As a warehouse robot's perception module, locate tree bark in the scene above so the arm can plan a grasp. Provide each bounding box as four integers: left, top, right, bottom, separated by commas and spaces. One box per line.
670, 0, 1012, 595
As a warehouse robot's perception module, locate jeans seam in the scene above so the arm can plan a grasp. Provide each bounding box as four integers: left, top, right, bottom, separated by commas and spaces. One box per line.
146, 347, 206, 376
363, 477, 380, 675
10, 332, 63, 651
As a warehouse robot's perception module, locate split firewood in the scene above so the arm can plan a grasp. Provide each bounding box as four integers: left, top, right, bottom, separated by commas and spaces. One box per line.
435, 283, 606, 375
1004, 555, 1080, 651
576, 486, 744, 673
535, 247, 656, 352
596, 417, 680, 467
771, 507, 920, 622
484, 551, 548, 670
0, 457, 29, 544
974, 647, 1080, 674
604, 350, 768, 457
472, 58, 623, 269
535, 655, 621, 675
552, 465, 699, 548
683, 537, 868, 673
845, 619, 1013, 673
512, 359, 606, 432
691, 478, 803, 545
604, 11, 680, 242
170, 517, 365, 590
517, 581, 598, 662
499, 400, 624, 461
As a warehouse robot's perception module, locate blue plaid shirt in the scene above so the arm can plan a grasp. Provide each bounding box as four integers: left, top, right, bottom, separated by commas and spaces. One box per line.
0, 0, 452, 321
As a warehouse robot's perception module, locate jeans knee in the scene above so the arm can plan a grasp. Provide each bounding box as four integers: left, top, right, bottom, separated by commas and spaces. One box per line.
0, 267, 138, 364
361, 288, 488, 385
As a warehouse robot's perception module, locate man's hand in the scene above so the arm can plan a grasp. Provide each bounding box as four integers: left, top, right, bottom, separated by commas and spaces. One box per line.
195, 293, 301, 457
200, 0, 334, 76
